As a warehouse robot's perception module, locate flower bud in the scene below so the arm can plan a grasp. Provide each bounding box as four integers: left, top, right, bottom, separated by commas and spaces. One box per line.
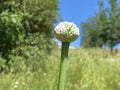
54, 21, 80, 42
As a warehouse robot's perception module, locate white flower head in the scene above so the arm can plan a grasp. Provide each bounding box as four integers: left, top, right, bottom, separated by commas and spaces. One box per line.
15, 81, 19, 85
54, 21, 80, 42
14, 85, 18, 88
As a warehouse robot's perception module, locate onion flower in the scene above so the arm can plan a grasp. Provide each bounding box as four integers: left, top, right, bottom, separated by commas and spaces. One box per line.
54, 21, 80, 90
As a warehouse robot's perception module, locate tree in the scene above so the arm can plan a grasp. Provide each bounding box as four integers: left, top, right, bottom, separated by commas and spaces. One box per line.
81, 17, 103, 47
97, 0, 120, 52
0, 0, 59, 71
82, 0, 120, 52
0, 0, 23, 60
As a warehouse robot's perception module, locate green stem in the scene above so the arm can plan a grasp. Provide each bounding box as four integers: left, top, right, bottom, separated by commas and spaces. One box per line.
57, 42, 70, 90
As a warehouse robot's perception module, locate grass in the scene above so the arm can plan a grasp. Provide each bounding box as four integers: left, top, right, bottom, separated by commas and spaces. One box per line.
0, 48, 120, 90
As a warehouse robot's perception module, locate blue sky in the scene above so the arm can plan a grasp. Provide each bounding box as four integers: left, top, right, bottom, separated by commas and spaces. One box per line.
54, 0, 120, 49
55, 0, 100, 47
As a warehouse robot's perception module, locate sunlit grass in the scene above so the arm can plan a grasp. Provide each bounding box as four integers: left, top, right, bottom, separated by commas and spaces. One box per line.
0, 48, 120, 90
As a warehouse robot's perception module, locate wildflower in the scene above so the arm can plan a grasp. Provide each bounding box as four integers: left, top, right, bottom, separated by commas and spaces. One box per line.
15, 81, 19, 85
44, 72, 47, 76
14, 85, 18, 89
14, 81, 19, 89
54, 21, 80, 42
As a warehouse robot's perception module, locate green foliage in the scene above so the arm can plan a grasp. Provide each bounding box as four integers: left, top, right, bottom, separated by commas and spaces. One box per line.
82, 0, 120, 51
0, 0, 59, 71
0, 48, 120, 90
81, 17, 103, 47
97, 0, 120, 51
0, 58, 6, 71
21, 0, 59, 36
0, 11, 23, 59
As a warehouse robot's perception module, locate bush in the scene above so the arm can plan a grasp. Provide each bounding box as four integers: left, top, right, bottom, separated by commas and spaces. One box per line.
0, 0, 59, 72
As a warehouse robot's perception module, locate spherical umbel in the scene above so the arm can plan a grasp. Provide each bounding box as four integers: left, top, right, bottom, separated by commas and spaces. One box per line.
54, 21, 80, 42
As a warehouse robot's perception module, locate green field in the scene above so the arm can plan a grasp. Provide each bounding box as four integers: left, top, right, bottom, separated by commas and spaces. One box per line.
0, 48, 120, 90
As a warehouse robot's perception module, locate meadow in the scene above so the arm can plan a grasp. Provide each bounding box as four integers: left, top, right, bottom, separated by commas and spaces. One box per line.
0, 48, 120, 90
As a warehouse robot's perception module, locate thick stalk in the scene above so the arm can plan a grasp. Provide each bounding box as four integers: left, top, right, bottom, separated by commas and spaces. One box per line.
57, 42, 70, 90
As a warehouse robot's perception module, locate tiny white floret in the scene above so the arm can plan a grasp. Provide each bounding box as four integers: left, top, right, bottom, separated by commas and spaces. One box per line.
54, 21, 80, 42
